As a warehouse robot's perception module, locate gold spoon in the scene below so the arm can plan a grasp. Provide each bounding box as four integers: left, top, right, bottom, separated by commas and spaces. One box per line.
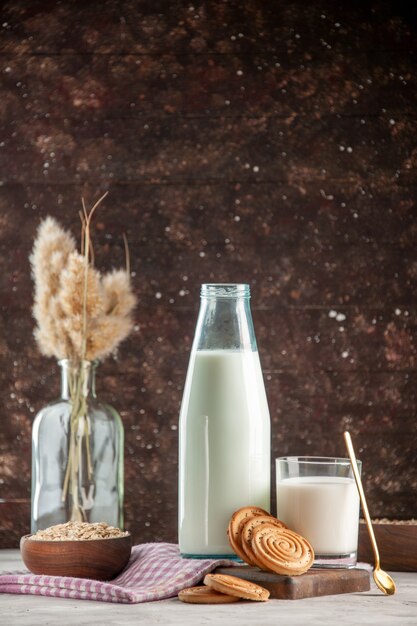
344, 431, 396, 596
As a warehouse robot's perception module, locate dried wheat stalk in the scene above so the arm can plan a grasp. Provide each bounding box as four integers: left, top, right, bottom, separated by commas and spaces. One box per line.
30, 197, 136, 362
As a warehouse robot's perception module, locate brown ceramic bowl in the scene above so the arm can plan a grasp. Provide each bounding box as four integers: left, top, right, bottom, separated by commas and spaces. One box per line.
358, 520, 417, 572
20, 533, 132, 580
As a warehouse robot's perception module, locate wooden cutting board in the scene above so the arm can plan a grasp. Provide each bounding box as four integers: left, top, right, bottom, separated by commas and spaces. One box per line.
215, 565, 370, 600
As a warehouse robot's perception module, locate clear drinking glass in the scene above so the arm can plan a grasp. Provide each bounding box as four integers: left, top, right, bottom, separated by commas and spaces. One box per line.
276, 456, 361, 568
178, 284, 271, 558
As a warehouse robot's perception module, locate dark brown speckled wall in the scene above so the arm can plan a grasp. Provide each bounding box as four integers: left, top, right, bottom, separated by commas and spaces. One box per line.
0, 1, 416, 548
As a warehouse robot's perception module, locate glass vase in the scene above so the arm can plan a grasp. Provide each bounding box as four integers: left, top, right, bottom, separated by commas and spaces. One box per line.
31, 360, 124, 532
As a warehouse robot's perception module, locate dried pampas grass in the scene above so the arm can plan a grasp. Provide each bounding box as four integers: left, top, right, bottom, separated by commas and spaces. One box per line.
30, 197, 136, 363
30, 194, 136, 522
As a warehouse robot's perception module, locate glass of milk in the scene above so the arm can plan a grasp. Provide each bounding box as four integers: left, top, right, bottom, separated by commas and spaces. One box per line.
276, 456, 361, 568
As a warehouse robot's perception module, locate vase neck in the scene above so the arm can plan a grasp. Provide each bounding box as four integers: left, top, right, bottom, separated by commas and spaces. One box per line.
59, 360, 97, 399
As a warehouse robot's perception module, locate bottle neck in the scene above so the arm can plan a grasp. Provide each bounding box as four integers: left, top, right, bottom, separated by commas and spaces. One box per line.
59, 360, 97, 399
194, 284, 257, 351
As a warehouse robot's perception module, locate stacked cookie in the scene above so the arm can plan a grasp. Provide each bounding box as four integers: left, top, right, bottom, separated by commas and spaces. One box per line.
228, 506, 314, 576
178, 573, 270, 604
178, 506, 314, 604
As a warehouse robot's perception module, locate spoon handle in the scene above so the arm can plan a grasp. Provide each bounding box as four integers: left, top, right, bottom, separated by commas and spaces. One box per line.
344, 431, 380, 568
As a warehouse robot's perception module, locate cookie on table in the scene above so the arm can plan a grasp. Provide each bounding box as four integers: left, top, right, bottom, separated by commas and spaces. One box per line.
178, 585, 240, 604
204, 573, 270, 602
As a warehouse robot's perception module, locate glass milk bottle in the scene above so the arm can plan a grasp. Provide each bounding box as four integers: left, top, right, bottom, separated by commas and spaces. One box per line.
178, 283, 271, 557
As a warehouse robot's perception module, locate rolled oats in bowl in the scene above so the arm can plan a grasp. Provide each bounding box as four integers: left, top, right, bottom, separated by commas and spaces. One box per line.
31, 521, 129, 541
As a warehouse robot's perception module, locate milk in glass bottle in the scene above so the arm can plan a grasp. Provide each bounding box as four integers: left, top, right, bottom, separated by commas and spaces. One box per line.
178, 283, 271, 557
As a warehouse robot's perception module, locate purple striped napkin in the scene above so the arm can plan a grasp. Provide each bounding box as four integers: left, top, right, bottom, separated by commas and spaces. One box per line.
0, 543, 237, 603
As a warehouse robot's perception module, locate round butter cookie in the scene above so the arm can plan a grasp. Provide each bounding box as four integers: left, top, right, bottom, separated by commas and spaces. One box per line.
178, 585, 240, 604
241, 516, 287, 567
204, 573, 270, 602
227, 506, 270, 563
251, 526, 314, 576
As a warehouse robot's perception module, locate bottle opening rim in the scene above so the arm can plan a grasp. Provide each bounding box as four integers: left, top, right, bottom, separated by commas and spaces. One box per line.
200, 283, 250, 298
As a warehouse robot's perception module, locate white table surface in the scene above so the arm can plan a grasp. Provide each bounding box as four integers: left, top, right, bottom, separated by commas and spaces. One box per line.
0, 550, 416, 626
